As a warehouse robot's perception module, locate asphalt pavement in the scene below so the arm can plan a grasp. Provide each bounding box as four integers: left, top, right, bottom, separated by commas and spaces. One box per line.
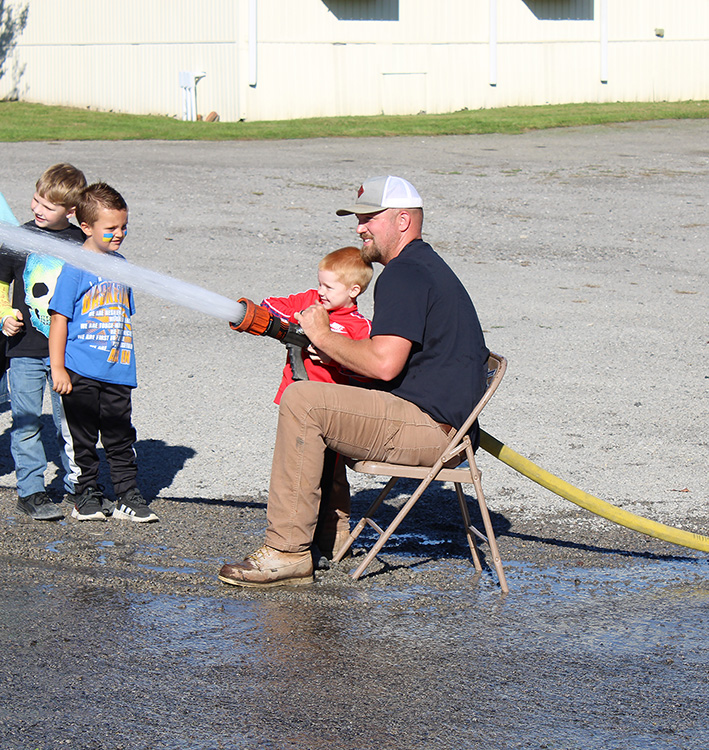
0, 121, 707, 750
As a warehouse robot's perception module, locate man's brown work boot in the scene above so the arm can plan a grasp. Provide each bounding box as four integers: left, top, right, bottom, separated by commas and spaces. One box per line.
218, 546, 314, 588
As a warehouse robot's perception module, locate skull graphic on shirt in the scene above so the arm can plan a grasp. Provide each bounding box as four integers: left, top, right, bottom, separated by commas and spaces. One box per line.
23, 253, 65, 337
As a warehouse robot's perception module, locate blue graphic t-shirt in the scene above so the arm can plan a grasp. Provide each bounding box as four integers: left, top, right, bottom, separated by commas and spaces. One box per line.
50, 256, 137, 387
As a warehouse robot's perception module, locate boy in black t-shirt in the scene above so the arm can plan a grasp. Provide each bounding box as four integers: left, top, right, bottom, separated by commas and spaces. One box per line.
0, 190, 19, 407
0, 163, 86, 520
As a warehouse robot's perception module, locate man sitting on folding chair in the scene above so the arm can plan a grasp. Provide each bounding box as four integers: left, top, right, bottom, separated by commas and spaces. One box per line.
219, 175, 490, 588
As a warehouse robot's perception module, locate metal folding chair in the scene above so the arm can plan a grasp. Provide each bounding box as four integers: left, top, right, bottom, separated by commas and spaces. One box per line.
333, 352, 509, 593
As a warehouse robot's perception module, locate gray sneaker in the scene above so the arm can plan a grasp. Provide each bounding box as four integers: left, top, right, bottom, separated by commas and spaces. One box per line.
17, 492, 63, 521
71, 486, 108, 522
114, 488, 159, 523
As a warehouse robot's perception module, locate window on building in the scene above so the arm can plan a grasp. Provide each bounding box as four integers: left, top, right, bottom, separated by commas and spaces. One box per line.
322, 0, 399, 22
523, 0, 594, 21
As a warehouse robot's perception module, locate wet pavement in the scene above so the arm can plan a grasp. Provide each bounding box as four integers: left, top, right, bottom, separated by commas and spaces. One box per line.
1, 486, 707, 750
0, 122, 708, 748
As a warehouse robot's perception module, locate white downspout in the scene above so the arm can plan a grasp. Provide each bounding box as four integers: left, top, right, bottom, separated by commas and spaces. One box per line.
249, 0, 258, 87
489, 0, 498, 86
600, 0, 608, 83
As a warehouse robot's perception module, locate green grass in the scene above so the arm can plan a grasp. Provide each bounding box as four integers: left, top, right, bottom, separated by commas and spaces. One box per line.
0, 100, 707, 142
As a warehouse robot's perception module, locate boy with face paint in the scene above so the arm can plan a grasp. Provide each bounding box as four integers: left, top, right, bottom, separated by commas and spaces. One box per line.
0, 164, 86, 521
49, 183, 158, 523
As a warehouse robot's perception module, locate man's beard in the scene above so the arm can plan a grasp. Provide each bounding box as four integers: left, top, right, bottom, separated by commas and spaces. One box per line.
360, 239, 381, 264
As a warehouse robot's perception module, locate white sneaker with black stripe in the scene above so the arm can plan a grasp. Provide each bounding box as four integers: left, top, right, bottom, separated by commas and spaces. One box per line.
113, 488, 159, 523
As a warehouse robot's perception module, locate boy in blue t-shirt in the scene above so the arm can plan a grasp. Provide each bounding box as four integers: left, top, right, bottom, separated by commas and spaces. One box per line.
49, 182, 158, 523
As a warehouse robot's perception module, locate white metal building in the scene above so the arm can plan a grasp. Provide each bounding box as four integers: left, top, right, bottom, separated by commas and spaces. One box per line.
1, 0, 707, 122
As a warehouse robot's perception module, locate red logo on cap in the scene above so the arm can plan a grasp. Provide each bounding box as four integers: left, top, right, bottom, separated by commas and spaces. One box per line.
357, 185, 364, 198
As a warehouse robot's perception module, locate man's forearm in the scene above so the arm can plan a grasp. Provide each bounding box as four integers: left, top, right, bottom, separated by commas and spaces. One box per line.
314, 330, 410, 382
297, 304, 412, 381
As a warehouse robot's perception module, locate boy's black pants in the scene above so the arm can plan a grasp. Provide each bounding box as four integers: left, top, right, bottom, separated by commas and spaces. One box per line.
62, 370, 138, 496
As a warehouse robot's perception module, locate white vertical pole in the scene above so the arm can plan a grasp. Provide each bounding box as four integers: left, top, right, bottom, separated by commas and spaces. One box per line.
489, 0, 498, 86
249, 0, 258, 87
600, 0, 608, 83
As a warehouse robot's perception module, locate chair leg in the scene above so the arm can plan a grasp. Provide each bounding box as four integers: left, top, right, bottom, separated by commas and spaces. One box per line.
454, 483, 483, 572
332, 476, 399, 563
468, 457, 509, 594
350, 478, 432, 580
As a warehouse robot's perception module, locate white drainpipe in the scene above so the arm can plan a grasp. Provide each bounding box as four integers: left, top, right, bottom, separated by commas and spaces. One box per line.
600, 0, 608, 83
249, 0, 258, 87
489, 0, 498, 86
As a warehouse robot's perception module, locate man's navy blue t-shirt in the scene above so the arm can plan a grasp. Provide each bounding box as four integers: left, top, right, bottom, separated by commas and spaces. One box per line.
370, 239, 489, 432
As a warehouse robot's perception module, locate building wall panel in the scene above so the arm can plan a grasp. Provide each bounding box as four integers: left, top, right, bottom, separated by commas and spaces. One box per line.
0, 0, 707, 123
258, 0, 489, 44
17, 0, 238, 45
610, 0, 709, 40
8, 42, 240, 119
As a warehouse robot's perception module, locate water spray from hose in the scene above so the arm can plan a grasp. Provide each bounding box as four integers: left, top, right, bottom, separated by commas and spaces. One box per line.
0, 222, 245, 323
0, 223, 310, 353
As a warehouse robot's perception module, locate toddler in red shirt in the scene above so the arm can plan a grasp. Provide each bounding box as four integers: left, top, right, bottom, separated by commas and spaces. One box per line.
262, 246, 373, 559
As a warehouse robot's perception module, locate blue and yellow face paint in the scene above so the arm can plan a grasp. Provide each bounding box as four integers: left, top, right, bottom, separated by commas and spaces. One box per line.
103, 228, 127, 243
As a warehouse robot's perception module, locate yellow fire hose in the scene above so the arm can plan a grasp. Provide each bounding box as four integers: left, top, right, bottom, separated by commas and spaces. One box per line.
479, 430, 709, 553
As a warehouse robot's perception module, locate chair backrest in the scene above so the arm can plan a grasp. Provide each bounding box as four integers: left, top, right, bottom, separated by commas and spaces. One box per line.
343, 351, 509, 588
446, 352, 507, 447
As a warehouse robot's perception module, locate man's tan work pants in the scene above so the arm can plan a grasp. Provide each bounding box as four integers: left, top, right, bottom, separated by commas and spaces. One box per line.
265, 381, 451, 552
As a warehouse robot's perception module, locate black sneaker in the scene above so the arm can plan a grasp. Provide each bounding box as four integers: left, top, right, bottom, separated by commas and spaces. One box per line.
17, 492, 63, 521
72, 486, 108, 522
114, 488, 159, 523
69, 486, 114, 516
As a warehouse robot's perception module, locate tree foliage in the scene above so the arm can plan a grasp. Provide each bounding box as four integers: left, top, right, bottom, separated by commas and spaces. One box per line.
0, 1, 29, 88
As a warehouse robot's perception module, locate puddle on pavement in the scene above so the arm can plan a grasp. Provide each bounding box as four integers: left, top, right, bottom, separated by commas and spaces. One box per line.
114, 554, 709, 659
136, 563, 202, 574
45, 539, 65, 554
5, 546, 707, 750
501, 557, 709, 596
35, 533, 709, 668
97, 540, 114, 566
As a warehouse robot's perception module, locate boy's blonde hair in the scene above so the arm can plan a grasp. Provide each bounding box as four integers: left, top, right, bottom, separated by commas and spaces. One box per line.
35, 163, 87, 209
318, 246, 373, 293
76, 182, 128, 226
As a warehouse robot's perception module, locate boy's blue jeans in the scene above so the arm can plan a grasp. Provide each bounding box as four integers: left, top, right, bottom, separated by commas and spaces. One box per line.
8, 356, 77, 497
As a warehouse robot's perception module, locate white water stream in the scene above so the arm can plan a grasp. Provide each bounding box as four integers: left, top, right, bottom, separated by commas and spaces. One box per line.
0, 222, 247, 324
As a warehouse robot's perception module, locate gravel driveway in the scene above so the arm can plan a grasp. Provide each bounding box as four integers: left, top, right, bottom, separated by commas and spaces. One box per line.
0, 121, 707, 750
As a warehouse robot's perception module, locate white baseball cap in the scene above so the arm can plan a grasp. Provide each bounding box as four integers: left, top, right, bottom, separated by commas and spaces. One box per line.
336, 175, 423, 216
